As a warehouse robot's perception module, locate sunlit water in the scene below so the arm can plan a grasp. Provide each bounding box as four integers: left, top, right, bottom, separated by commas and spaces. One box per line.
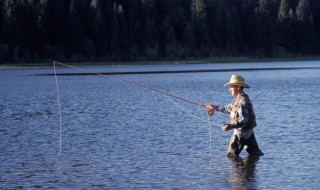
1, 61, 320, 189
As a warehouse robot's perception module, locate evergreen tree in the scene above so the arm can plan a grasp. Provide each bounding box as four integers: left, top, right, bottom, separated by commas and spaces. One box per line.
170, 6, 188, 45
205, 0, 226, 55
2, 0, 15, 62
205, 0, 219, 55
88, 0, 106, 60
113, 3, 130, 60
183, 22, 196, 57
0, 0, 4, 42
296, 0, 311, 21
190, 0, 209, 56
309, 0, 320, 53
131, 0, 147, 54
240, 0, 259, 56
255, 0, 277, 56
277, 0, 295, 55
225, 8, 237, 55
103, 0, 117, 60
66, 0, 85, 61
191, 0, 205, 21
0, 0, 8, 62
309, 0, 320, 34
37, 0, 71, 61
0, 0, 320, 63
278, 0, 290, 21
144, 17, 158, 59
295, 0, 316, 54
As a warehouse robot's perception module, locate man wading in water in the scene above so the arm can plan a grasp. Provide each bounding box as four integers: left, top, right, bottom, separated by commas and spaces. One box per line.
205, 75, 264, 157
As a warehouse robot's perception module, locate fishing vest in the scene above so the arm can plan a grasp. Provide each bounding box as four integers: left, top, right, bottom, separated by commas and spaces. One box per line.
230, 93, 256, 130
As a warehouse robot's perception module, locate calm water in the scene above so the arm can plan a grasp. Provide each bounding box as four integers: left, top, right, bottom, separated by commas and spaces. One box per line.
1, 61, 320, 189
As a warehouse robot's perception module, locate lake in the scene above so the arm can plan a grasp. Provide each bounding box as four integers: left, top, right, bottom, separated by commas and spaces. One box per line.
1, 60, 320, 189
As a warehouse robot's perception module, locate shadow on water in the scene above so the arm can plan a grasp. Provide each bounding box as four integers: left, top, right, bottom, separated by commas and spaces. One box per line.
227, 155, 260, 190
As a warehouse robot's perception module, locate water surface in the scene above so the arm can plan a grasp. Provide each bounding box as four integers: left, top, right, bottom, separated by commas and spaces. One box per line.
1, 61, 320, 189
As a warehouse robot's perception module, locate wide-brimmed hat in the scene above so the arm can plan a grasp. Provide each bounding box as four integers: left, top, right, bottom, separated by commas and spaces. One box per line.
224, 75, 250, 88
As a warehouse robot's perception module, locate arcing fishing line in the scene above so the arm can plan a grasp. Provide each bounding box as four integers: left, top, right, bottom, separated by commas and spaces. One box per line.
53, 61, 221, 155
162, 94, 221, 128
53, 62, 62, 156
163, 94, 218, 155
53, 61, 205, 109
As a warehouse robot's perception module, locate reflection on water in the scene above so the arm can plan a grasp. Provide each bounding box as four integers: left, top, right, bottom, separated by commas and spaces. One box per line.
228, 155, 260, 190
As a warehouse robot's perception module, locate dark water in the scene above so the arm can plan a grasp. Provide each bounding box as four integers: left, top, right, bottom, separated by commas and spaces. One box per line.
1, 61, 320, 189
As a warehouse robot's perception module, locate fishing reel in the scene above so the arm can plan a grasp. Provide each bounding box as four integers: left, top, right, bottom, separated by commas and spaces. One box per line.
207, 110, 214, 116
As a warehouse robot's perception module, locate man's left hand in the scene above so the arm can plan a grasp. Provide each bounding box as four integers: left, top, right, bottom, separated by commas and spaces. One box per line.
222, 123, 231, 131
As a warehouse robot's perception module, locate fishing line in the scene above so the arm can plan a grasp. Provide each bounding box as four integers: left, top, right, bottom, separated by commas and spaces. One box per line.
162, 94, 219, 155
52, 61, 221, 155
163, 94, 220, 128
208, 116, 212, 156
53, 62, 62, 156
54, 61, 221, 126
53, 61, 205, 109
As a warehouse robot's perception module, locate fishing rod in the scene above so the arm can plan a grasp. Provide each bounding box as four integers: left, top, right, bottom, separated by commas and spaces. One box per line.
53, 61, 206, 109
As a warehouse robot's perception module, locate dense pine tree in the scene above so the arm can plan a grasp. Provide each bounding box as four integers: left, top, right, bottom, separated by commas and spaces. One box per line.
0, 0, 319, 64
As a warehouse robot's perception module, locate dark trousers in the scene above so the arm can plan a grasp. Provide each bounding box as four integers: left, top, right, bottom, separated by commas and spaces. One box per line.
226, 132, 264, 157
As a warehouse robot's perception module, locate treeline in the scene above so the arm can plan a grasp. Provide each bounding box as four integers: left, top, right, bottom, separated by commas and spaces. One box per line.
0, 0, 320, 64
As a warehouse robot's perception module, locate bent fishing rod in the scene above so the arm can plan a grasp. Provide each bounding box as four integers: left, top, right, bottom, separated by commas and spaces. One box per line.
53, 61, 206, 109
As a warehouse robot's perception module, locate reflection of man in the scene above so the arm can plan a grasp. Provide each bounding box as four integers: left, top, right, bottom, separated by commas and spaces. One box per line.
229, 155, 260, 189
205, 75, 263, 157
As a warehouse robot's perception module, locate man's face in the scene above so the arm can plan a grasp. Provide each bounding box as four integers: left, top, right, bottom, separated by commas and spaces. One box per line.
229, 85, 240, 96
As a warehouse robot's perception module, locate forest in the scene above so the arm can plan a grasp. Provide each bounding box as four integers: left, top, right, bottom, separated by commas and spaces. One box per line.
0, 0, 320, 64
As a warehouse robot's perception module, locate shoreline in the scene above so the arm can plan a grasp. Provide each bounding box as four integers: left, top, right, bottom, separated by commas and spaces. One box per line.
1, 56, 320, 70
36, 67, 320, 76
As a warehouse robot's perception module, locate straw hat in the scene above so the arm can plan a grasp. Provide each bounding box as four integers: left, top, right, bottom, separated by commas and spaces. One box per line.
224, 75, 250, 88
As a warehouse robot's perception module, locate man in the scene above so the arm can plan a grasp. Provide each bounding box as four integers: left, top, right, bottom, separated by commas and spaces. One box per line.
205, 75, 263, 157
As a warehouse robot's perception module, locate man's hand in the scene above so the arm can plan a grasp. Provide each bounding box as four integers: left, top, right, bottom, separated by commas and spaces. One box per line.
222, 123, 231, 131
205, 104, 216, 116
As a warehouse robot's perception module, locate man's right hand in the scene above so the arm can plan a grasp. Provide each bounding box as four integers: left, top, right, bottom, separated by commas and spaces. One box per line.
205, 104, 216, 116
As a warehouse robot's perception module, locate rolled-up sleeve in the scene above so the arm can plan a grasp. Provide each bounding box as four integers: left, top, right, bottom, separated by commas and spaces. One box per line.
215, 104, 232, 114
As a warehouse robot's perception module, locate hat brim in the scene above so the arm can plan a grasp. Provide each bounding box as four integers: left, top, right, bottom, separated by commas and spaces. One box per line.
224, 82, 250, 88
